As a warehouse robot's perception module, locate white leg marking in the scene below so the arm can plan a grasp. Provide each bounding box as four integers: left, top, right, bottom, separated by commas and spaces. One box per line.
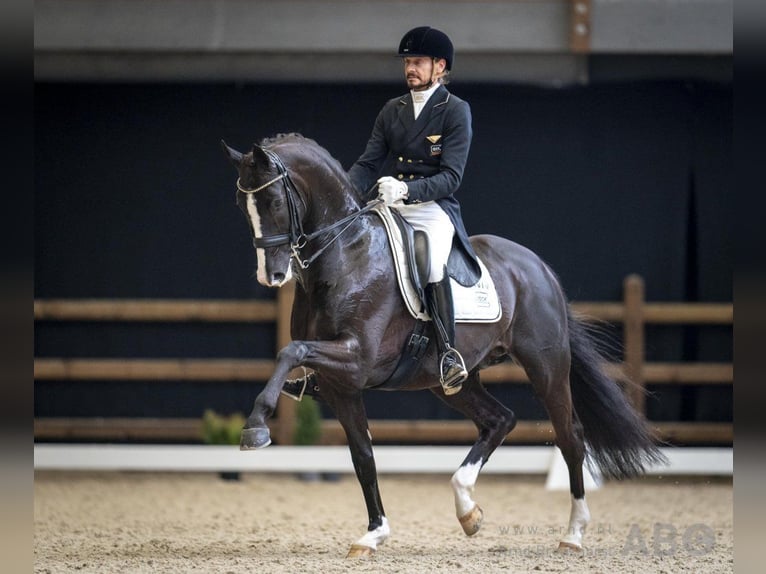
353, 516, 390, 550
560, 496, 591, 549
451, 460, 482, 518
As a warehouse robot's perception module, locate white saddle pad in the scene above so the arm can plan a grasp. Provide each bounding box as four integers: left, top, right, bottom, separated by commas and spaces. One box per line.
372, 203, 502, 323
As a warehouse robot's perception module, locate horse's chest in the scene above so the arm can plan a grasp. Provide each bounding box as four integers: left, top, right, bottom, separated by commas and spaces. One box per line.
294, 285, 363, 337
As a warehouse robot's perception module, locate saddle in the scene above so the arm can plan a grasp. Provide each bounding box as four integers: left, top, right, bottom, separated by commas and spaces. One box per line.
371, 203, 502, 324
390, 208, 431, 316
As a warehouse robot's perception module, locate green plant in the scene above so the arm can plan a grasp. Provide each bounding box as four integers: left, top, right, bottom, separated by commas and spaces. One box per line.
293, 397, 322, 446
201, 409, 246, 445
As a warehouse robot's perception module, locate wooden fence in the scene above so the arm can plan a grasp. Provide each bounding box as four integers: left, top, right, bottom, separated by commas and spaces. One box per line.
34, 275, 732, 445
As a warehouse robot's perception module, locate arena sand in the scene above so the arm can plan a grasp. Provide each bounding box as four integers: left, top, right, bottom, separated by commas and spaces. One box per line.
34, 471, 732, 573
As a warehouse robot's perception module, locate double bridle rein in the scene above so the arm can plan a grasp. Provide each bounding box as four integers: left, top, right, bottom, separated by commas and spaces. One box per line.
236, 148, 380, 269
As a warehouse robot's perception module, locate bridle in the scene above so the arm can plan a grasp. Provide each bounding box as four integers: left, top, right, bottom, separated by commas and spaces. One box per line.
236, 148, 380, 269
237, 149, 305, 254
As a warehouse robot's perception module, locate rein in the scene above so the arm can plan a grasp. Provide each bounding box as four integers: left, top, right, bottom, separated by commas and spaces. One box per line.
237, 149, 381, 269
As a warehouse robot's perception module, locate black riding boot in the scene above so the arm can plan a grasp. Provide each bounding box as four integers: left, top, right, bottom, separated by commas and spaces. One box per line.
425, 275, 468, 395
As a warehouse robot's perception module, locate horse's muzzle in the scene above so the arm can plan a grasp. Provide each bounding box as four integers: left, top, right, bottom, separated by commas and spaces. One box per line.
258, 271, 290, 288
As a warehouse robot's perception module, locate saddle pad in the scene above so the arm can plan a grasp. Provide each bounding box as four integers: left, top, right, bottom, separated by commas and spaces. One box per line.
372, 203, 502, 323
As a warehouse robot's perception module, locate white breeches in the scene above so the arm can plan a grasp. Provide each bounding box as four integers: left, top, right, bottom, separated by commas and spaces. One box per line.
393, 201, 454, 283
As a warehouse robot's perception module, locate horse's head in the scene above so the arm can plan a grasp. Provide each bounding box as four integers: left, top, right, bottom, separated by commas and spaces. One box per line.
222, 140, 305, 288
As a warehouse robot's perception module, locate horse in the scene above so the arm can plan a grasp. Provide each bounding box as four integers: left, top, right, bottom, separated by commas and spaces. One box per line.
221, 133, 665, 558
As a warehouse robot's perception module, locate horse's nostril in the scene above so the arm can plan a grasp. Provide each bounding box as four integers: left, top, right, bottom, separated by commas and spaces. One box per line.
273, 272, 286, 284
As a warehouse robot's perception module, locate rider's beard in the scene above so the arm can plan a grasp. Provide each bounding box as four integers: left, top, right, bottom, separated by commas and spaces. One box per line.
408, 74, 434, 91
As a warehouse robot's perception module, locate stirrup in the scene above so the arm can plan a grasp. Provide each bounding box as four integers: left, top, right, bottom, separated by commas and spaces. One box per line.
439, 348, 468, 395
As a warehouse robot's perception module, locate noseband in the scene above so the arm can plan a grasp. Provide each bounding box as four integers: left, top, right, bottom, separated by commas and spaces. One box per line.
237, 148, 380, 269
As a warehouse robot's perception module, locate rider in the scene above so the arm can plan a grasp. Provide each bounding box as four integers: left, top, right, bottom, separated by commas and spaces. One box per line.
347, 26, 480, 394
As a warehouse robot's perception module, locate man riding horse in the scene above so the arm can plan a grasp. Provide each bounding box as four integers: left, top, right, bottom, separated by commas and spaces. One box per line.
226, 28, 665, 559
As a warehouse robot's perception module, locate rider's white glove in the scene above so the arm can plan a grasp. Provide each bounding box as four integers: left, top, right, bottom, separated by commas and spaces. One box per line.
377, 176, 408, 205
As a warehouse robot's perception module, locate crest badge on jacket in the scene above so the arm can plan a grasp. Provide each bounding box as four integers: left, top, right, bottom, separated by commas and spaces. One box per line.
427, 134, 442, 156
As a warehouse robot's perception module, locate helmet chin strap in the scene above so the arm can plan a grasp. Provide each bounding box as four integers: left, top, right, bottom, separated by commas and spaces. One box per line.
427, 58, 444, 88
409, 58, 443, 91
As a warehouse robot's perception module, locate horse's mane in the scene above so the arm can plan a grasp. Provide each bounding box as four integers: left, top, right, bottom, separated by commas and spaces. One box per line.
258, 132, 310, 148
259, 133, 357, 198
259, 133, 338, 168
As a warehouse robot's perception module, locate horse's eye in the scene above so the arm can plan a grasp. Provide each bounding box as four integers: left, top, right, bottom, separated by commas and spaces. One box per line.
272, 198, 284, 209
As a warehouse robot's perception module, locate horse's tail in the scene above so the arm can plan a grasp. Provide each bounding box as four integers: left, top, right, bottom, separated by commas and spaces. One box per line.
567, 311, 667, 479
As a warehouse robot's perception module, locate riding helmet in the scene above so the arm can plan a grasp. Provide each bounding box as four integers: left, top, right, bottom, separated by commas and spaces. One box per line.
398, 26, 454, 71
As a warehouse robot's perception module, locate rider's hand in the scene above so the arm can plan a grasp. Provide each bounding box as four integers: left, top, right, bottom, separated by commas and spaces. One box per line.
377, 176, 408, 205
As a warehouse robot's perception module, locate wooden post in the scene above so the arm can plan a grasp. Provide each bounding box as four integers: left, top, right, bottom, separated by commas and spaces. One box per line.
273, 281, 297, 445
569, 0, 592, 54
623, 275, 646, 413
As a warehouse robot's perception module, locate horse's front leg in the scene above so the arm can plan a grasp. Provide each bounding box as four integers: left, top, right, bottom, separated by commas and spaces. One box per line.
320, 386, 389, 558
240, 337, 360, 449
240, 340, 307, 449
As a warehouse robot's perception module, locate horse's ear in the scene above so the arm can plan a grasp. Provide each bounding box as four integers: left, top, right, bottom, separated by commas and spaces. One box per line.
221, 140, 243, 167
251, 144, 271, 168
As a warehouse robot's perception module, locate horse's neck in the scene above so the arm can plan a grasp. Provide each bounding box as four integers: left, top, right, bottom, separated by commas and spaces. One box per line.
298, 214, 385, 298
299, 184, 378, 287
281, 141, 362, 221
305, 177, 362, 229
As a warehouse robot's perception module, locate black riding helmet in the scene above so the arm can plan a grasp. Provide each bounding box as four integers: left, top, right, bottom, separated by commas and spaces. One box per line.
397, 26, 454, 71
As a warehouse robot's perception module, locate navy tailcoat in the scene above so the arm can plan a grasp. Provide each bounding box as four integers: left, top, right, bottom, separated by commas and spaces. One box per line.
348, 85, 480, 285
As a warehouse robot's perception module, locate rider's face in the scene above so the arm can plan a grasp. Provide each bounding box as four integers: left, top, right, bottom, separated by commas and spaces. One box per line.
403, 57, 445, 91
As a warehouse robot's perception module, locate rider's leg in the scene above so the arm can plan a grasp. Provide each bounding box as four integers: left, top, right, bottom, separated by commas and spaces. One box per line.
426, 270, 468, 394
396, 201, 468, 394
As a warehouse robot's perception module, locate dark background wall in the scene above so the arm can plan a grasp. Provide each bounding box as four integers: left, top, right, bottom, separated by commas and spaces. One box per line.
34, 76, 731, 432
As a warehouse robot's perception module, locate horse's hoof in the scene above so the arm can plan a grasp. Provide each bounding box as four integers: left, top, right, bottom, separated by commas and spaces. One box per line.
239, 426, 271, 450
346, 544, 375, 558
458, 504, 484, 536
557, 541, 583, 553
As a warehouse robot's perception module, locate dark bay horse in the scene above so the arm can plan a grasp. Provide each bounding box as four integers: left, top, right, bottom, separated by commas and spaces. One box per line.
222, 133, 665, 558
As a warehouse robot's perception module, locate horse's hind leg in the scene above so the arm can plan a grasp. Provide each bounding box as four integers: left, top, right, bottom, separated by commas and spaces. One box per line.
512, 339, 590, 551
548, 394, 590, 552
430, 373, 517, 536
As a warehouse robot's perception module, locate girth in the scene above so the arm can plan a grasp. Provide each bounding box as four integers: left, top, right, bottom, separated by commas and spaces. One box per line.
372, 319, 431, 390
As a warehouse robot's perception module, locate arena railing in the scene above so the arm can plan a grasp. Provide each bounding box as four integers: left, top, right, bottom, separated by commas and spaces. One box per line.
34, 275, 732, 445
